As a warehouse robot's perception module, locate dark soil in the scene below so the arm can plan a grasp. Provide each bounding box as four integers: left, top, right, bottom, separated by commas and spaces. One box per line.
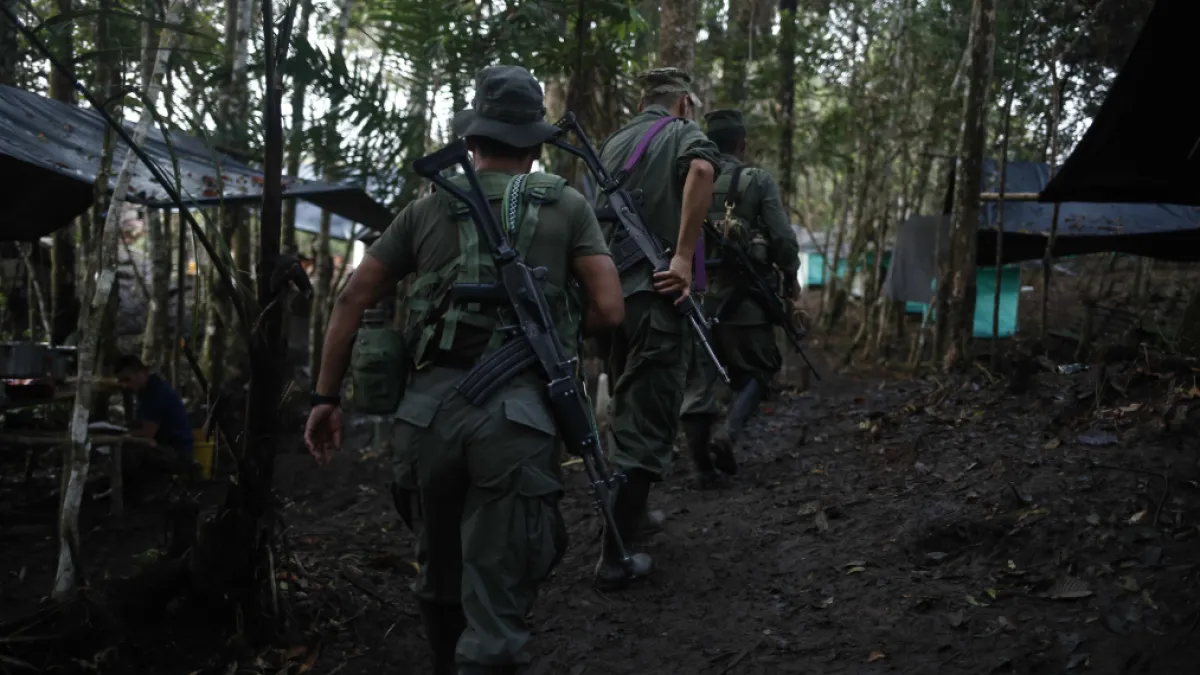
266, 344, 1200, 675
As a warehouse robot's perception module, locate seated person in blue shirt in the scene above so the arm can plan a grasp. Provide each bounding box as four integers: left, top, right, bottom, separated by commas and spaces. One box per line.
115, 355, 197, 488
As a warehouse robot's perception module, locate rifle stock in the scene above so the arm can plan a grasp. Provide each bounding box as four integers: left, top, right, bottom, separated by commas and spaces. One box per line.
411, 139, 640, 574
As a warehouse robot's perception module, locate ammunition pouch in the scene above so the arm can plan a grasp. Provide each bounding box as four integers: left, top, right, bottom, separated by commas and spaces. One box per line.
349, 324, 410, 415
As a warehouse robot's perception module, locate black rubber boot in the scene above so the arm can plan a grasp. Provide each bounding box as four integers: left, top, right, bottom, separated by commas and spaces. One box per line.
681, 414, 720, 489
594, 469, 654, 590
418, 600, 467, 675
710, 379, 764, 475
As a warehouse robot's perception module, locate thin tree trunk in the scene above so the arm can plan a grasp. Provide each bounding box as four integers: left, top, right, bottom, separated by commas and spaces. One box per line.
172, 211, 186, 385
143, 208, 172, 368
309, 0, 354, 385
282, 0, 314, 255
941, 0, 995, 371
19, 243, 51, 338
657, 0, 697, 71
1039, 66, 1068, 341
49, 0, 77, 345
54, 0, 186, 601
778, 0, 797, 210
990, 11, 1027, 369
0, 0, 17, 85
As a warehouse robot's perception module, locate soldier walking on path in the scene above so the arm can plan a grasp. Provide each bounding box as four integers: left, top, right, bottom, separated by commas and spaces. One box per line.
592, 68, 721, 589
304, 65, 625, 675
680, 108, 801, 488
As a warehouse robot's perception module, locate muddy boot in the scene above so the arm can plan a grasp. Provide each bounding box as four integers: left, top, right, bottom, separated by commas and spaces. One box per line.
710, 379, 763, 475
418, 600, 467, 675
681, 414, 720, 489
634, 507, 666, 540
594, 469, 654, 590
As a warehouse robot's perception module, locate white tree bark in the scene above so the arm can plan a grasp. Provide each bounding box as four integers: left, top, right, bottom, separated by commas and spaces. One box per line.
53, 0, 189, 602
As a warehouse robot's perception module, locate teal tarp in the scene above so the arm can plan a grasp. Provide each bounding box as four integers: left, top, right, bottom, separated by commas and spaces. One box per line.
801, 251, 891, 287
905, 266, 1021, 338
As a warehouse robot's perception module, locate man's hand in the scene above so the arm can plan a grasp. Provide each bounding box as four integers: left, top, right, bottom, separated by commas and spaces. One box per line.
305, 404, 343, 466
653, 253, 693, 304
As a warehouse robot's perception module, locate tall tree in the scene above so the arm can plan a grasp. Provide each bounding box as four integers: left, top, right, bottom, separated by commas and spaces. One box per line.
0, 0, 16, 85
141, 0, 171, 369
309, 0, 355, 385
282, 0, 314, 256
941, 0, 996, 370
777, 0, 798, 210
48, 0, 76, 345
658, 0, 697, 70
202, 0, 253, 397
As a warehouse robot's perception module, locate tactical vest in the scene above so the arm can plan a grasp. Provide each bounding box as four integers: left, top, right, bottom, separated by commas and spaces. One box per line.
708, 165, 771, 268
404, 172, 584, 369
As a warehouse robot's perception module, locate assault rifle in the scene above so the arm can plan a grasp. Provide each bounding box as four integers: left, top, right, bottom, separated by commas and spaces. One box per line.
550, 111, 730, 385
703, 222, 821, 380
411, 140, 640, 575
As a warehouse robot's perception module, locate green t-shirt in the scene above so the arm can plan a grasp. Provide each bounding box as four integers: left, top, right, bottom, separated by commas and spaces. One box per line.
367, 169, 611, 357
708, 154, 801, 325
596, 105, 721, 296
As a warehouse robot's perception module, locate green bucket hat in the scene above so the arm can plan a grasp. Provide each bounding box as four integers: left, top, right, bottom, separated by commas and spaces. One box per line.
704, 109, 745, 134
452, 65, 559, 148
638, 67, 701, 107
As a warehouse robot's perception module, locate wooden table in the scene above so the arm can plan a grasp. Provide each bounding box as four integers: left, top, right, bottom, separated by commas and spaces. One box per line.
0, 429, 156, 516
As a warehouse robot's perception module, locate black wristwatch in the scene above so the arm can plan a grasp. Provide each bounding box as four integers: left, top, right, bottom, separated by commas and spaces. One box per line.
310, 392, 341, 407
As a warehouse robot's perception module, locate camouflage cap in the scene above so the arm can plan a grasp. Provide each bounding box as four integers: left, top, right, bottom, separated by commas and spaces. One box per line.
704, 108, 745, 134
638, 67, 701, 106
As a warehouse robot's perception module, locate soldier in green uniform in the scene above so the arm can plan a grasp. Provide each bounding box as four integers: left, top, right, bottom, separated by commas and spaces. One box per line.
593, 68, 721, 589
304, 65, 625, 675
680, 109, 800, 488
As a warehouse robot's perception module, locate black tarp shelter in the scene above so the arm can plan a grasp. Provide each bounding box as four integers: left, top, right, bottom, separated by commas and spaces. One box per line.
1039, 0, 1200, 206
0, 84, 393, 240
977, 159, 1200, 262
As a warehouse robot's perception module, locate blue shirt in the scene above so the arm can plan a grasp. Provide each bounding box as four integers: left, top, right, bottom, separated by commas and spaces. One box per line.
136, 374, 194, 459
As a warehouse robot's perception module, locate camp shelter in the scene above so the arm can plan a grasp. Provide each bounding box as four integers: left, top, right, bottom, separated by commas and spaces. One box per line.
902, 266, 1022, 338
794, 227, 852, 290
1040, 0, 1200, 209
973, 159, 1200, 263
0, 85, 393, 241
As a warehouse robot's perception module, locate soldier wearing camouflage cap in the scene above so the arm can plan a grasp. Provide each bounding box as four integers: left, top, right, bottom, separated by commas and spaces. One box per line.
591, 66, 721, 590
305, 65, 625, 674
679, 108, 800, 488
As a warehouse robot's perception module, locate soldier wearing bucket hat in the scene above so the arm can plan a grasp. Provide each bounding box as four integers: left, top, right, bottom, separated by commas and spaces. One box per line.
590, 66, 722, 590
679, 108, 799, 489
304, 64, 625, 675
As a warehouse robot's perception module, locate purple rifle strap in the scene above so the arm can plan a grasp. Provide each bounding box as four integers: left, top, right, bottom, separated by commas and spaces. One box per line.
693, 233, 707, 292
621, 116, 678, 173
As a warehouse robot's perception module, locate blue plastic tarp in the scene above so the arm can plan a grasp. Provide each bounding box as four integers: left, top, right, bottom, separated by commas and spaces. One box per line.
905, 265, 1021, 339
975, 159, 1200, 262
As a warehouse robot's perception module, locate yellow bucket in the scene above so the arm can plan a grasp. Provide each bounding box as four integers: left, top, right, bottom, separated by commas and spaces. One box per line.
193, 428, 215, 480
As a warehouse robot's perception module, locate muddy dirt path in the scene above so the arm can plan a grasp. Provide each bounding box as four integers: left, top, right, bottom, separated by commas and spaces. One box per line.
277, 361, 1200, 675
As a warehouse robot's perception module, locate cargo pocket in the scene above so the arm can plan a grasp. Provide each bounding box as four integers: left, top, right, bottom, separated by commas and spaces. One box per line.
640, 303, 686, 365
517, 464, 567, 584
391, 392, 441, 531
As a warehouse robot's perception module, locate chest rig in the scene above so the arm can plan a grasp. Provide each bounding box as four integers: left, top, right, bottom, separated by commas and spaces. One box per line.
405, 172, 581, 370
708, 166, 769, 268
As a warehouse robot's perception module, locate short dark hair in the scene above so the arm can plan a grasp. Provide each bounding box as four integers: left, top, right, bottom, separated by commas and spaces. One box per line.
707, 127, 746, 155
115, 354, 147, 373
640, 91, 685, 110
467, 135, 540, 162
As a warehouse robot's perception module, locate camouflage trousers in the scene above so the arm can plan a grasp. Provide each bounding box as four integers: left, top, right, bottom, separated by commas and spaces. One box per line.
391, 367, 567, 671
603, 291, 692, 481
682, 321, 781, 416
